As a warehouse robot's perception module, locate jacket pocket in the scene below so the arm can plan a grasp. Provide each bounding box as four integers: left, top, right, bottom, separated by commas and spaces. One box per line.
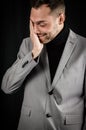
64, 115, 82, 125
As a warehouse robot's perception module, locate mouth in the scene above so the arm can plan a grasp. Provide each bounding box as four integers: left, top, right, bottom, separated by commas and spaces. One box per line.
38, 34, 46, 38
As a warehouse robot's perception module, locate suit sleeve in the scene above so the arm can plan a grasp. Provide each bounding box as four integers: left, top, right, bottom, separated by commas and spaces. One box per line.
1, 38, 38, 94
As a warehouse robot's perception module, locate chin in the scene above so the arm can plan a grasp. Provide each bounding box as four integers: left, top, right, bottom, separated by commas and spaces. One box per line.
41, 40, 49, 44
40, 38, 51, 44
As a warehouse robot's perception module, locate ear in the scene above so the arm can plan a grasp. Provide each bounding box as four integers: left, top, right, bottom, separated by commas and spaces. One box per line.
58, 13, 65, 25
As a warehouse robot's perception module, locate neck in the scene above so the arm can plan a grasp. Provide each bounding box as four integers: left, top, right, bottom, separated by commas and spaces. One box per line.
53, 24, 64, 40
46, 23, 69, 47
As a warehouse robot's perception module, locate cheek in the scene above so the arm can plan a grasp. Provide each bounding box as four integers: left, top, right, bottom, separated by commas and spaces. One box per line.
42, 27, 53, 34
40, 23, 54, 33
47, 23, 56, 32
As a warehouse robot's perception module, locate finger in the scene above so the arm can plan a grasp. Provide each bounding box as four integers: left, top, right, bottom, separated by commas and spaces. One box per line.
30, 20, 33, 33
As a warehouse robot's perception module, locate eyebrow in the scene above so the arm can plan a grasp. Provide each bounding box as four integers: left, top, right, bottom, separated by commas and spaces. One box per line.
37, 21, 48, 26
30, 19, 47, 25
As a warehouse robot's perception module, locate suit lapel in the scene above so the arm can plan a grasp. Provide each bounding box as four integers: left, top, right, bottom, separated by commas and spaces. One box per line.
40, 30, 78, 92
40, 46, 52, 91
52, 30, 78, 87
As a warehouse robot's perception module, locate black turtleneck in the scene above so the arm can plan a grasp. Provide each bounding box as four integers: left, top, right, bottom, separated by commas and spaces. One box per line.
46, 24, 69, 83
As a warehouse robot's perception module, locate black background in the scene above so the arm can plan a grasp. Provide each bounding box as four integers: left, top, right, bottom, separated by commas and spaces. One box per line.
1, 0, 86, 130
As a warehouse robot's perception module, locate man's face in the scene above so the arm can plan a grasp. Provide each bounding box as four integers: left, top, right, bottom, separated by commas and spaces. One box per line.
30, 4, 64, 44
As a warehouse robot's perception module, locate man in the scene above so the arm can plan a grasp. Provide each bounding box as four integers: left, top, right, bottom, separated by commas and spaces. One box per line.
1, 0, 86, 130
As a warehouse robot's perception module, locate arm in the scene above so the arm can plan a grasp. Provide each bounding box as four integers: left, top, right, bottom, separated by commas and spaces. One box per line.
1, 38, 38, 94
1, 21, 43, 94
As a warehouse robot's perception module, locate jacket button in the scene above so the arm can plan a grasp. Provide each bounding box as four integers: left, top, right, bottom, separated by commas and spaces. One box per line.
46, 113, 52, 118
22, 60, 29, 68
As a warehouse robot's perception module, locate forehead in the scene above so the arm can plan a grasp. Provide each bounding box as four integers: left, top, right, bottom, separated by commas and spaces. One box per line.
30, 4, 53, 21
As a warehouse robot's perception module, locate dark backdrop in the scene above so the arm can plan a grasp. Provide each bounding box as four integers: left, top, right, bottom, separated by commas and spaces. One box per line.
1, 0, 86, 130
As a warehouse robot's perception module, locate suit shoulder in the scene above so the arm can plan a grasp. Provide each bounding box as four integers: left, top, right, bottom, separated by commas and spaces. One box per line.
76, 33, 86, 42
20, 37, 32, 51
17, 37, 32, 58
76, 34, 86, 50
71, 30, 86, 47
22, 37, 31, 46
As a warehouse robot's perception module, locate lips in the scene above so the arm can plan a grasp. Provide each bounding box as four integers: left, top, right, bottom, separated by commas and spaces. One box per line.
38, 35, 43, 37
38, 35, 44, 37
38, 33, 46, 36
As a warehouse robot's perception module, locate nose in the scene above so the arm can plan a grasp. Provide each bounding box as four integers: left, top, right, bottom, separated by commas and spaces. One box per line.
33, 24, 40, 34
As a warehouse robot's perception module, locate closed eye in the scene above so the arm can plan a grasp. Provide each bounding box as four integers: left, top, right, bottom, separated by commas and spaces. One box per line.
39, 23, 47, 27
36, 21, 48, 27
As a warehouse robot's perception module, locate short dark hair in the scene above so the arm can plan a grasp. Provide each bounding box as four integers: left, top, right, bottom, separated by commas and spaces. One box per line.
31, 0, 65, 12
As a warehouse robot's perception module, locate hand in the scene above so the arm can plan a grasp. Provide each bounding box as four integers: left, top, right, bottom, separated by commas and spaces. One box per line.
30, 20, 43, 59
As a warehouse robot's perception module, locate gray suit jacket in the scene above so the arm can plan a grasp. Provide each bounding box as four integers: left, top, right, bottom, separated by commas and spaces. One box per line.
1, 30, 86, 130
